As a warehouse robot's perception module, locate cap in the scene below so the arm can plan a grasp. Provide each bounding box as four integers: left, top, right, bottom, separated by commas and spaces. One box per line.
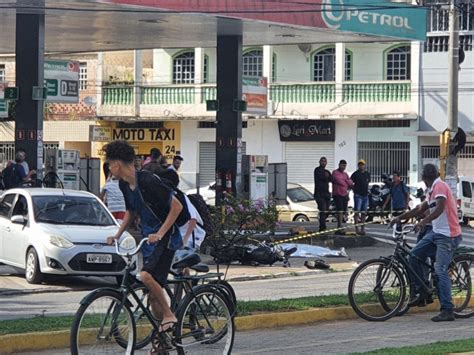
358, 159, 366, 165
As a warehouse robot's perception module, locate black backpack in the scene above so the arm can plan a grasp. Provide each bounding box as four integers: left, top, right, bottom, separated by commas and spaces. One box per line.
1, 164, 21, 190
187, 193, 215, 237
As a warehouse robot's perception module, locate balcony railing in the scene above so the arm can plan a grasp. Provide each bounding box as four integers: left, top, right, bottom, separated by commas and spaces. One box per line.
102, 86, 133, 105
343, 81, 411, 102
141, 86, 195, 105
101, 81, 412, 106
270, 83, 336, 103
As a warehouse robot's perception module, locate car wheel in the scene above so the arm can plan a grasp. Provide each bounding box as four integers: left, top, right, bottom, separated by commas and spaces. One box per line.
293, 214, 310, 223
25, 248, 44, 284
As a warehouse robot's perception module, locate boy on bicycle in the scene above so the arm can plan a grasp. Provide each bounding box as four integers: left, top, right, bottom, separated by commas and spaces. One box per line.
105, 140, 189, 336
390, 164, 462, 322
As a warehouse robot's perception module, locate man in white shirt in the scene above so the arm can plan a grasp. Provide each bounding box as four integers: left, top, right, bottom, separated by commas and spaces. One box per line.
179, 194, 206, 251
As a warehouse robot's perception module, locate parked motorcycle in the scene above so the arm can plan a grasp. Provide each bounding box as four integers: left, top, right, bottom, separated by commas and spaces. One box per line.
366, 174, 392, 222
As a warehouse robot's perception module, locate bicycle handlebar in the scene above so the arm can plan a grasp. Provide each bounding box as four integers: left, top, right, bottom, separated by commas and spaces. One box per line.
391, 224, 415, 240
115, 237, 149, 257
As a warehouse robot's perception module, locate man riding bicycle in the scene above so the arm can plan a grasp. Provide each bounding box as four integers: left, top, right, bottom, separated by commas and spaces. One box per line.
105, 140, 189, 341
390, 164, 462, 322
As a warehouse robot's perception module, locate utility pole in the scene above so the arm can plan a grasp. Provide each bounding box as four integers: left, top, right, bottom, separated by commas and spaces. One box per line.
439, 0, 459, 196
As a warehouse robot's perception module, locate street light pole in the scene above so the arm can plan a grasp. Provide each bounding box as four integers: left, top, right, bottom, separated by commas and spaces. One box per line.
440, 0, 459, 195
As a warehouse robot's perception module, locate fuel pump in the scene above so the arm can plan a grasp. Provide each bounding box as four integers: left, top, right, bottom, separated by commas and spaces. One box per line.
44, 149, 81, 190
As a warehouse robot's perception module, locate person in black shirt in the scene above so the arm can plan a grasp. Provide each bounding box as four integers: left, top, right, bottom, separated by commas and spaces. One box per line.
105, 140, 188, 335
351, 160, 371, 235
314, 157, 333, 232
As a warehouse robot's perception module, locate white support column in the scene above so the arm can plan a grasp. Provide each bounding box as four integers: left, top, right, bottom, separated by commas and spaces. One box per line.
335, 43, 345, 103
263, 45, 273, 115
194, 47, 205, 103
410, 41, 420, 116
96, 52, 104, 111
263, 45, 273, 83
134, 50, 143, 117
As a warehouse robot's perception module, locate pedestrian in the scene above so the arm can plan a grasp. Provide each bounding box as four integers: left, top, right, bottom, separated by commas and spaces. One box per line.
143, 148, 167, 175
332, 160, 353, 234
105, 140, 190, 343
351, 160, 371, 236
390, 164, 462, 322
143, 147, 160, 167
314, 157, 332, 232
169, 155, 183, 172
100, 162, 126, 224
383, 171, 410, 217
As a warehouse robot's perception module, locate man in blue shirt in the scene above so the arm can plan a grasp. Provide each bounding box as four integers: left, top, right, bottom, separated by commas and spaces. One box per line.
105, 140, 189, 336
383, 171, 410, 216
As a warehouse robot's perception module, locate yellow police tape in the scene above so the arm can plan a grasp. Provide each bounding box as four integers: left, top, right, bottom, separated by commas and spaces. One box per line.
274, 221, 377, 245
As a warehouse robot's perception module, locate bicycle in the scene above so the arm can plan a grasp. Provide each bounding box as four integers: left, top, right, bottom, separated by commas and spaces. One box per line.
348, 224, 474, 321
128, 250, 237, 350
70, 237, 235, 354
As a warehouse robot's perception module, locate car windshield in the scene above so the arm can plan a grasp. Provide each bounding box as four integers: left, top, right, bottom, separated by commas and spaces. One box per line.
33, 195, 115, 226
288, 187, 314, 202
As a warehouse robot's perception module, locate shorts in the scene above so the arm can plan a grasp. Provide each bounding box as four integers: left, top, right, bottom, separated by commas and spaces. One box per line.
333, 195, 349, 213
141, 235, 175, 287
354, 194, 369, 212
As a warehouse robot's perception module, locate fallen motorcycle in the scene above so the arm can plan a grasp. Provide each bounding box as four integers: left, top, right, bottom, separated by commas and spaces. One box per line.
211, 239, 297, 267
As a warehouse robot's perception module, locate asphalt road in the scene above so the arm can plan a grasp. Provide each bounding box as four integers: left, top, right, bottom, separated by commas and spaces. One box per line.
22, 312, 474, 354
1, 223, 472, 322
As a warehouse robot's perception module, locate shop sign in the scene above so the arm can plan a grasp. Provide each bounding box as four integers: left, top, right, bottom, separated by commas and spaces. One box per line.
89, 126, 112, 142
112, 128, 176, 142
45, 60, 80, 103
104, 0, 427, 41
278, 120, 335, 142
243, 76, 268, 115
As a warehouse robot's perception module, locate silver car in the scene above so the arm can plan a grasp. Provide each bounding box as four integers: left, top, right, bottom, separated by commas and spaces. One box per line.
0, 188, 134, 284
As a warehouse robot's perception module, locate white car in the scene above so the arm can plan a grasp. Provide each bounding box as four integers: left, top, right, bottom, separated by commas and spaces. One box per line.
0, 188, 134, 284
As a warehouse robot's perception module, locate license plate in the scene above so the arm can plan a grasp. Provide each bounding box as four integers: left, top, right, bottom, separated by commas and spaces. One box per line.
86, 254, 112, 264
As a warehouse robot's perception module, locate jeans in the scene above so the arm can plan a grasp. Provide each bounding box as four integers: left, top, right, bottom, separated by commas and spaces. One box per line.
409, 230, 462, 311
315, 197, 330, 230
354, 194, 369, 212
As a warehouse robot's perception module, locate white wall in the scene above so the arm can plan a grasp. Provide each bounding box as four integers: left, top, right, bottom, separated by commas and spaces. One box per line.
334, 120, 358, 174
421, 51, 474, 133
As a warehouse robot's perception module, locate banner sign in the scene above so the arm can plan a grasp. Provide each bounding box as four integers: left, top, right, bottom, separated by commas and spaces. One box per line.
278, 120, 335, 142
243, 76, 268, 115
105, 0, 427, 41
45, 60, 80, 103
89, 126, 112, 142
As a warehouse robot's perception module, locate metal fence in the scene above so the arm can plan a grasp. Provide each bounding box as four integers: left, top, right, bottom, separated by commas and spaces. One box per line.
358, 142, 411, 183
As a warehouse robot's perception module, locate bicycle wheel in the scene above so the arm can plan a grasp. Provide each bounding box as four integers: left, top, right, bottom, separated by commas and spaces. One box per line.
208, 280, 237, 317
377, 261, 412, 317
452, 254, 474, 318
70, 289, 135, 355
175, 284, 235, 355
348, 258, 406, 321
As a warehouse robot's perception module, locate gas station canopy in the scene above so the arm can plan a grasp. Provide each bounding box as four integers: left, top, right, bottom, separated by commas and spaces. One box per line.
0, 0, 427, 54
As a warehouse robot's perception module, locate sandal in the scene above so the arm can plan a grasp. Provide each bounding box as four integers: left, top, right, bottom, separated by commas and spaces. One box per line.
159, 320, 177, 333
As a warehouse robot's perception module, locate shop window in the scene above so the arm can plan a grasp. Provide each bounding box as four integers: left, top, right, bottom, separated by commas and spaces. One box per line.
312, 47, 352, 82
385, 45, 411, 81
79, 63, 88, 90
243, 49, 263, 77
173, 51, 195, 84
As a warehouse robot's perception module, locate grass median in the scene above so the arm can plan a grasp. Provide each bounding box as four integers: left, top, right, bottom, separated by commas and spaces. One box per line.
0, 293, 364, 336
355, 337, 474, 354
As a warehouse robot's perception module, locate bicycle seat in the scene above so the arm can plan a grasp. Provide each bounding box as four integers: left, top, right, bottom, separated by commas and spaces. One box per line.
172, 253, 201, 269
190, 263, 210, 273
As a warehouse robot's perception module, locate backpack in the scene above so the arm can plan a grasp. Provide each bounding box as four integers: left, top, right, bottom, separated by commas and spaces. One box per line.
187, 193, 215, 237
1, 164, 21, 190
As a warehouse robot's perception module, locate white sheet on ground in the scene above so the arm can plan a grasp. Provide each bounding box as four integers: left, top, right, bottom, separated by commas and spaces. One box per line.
280, 243, 348, 258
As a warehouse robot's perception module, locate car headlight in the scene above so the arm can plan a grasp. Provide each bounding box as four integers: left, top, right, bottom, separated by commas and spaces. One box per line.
49, 235, 74, 249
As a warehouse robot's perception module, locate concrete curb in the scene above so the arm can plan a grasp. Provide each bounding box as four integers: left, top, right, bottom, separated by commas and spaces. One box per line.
0, 301, 447, 353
